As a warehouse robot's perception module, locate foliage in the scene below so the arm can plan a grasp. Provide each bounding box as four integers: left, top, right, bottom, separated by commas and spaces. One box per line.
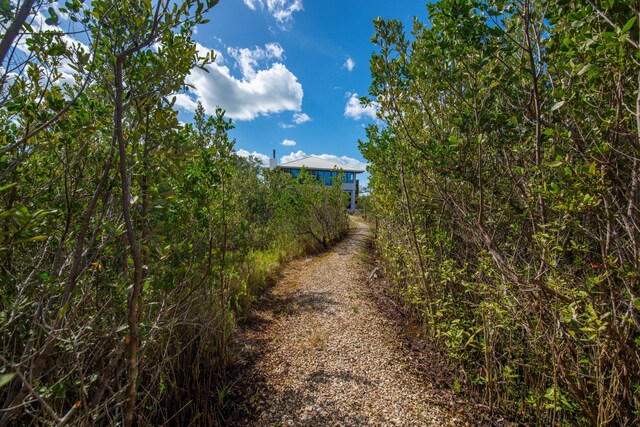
0, 1, 348, 425
270, 168, 349, 249
362, 0, 640, 424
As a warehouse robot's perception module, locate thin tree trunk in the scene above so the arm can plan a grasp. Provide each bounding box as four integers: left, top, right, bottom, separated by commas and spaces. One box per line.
114, 54, 145, 427
0, 0, 36, 67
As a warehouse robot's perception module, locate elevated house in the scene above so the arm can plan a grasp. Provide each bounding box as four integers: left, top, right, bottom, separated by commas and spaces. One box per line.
269, 152, 364, 211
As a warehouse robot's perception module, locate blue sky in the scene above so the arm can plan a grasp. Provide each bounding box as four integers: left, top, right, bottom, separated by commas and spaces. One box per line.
174, 0, 430, 187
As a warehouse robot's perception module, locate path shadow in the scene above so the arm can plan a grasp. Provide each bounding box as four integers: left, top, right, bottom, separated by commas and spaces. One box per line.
235, 288, 339, 335
306, 368, 375, 391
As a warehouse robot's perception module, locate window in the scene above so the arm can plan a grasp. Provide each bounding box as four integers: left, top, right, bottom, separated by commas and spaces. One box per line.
343, 172, 354, 183
324, 171, 332, 185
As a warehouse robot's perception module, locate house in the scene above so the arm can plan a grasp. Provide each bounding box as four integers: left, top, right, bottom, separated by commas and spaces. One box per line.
269, 152, 364, 211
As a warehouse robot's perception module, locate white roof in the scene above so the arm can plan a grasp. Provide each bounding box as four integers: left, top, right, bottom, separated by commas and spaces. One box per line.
278, 156, 365, 173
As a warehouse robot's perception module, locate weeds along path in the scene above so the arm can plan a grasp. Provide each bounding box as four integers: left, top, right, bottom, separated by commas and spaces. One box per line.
226, 217, 461, 426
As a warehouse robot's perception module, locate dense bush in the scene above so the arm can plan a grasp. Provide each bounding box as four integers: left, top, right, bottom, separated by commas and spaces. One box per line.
0, 1, 348, 424
362, 0, 640, 424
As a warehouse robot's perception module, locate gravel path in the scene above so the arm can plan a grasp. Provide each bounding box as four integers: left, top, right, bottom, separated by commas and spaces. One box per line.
227, 218, 462, 426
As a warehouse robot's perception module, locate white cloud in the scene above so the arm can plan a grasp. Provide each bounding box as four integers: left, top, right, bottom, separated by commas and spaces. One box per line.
237, 149, 270, 166
268, 0, 303, 25
176, 43, 303, 121
265, 43, 284, 58
279, 150, 368, 171
173, 93, 198, 111
242, 0, 303, 28
281, 139, 297, 146
243, 0, 260, 10
195, 42, 223, 63
344, 57, 355, 72
293, 112, 311, 124
280, 149, 306, 163
344, 93, 378, 121
228, 43, 283, 79
279, 112, 311, 128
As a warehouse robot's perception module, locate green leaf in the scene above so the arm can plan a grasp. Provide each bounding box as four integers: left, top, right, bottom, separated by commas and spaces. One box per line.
621, 17, 636, 35
577, 64, 592, 76
0, 183, 16, 193
58, 303, 69, 320
46, 7, 59, 25
0, 374, 15, 389
551, 101, 566, 111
